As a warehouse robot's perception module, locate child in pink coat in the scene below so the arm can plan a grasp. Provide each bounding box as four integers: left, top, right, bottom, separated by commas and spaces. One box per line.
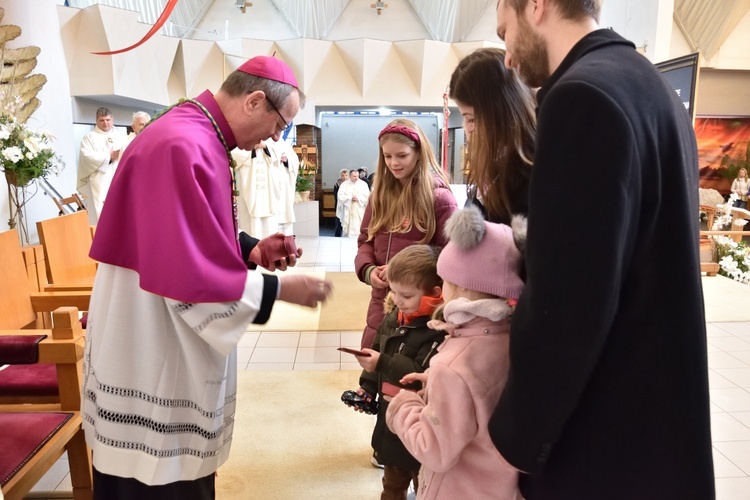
386, 205, 525, 499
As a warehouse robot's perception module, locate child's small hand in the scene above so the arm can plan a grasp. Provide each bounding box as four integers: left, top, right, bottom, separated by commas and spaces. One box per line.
356, 349, 379, 372
370, 266, 389, 289
400, 371, 428, 397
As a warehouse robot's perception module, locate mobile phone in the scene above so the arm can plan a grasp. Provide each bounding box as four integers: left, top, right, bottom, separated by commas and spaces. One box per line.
381, 381, 401, 397
337, 347, 371, 357
382, 381, 417, 397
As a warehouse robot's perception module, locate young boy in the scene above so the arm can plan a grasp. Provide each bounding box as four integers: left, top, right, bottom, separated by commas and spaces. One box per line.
345, 244, 445, 499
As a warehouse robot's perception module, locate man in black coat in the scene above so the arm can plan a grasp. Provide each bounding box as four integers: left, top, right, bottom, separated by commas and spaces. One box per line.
490, 1, 715, 498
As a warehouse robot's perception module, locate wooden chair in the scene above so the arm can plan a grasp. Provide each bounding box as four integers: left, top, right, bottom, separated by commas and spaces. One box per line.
321, 189, 336, 219
0, 229, 90, 408
52, 193, 86, 216
36, 211, 96, 291
0, 229, 92, 499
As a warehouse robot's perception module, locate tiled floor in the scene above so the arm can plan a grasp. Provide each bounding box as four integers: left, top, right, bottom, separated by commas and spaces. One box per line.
27, 236, 750, 499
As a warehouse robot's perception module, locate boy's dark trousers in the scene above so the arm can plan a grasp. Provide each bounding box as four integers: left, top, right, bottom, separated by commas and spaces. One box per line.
381, 465, 418, 500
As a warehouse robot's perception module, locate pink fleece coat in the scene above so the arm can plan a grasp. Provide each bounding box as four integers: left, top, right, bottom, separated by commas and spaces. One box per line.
386, 298, 520, 499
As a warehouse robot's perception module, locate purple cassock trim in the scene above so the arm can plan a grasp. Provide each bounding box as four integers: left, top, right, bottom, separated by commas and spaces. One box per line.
89, 90, 249, 303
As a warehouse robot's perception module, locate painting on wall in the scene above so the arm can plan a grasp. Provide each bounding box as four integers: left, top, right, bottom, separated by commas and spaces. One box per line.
696, 117, 750, 196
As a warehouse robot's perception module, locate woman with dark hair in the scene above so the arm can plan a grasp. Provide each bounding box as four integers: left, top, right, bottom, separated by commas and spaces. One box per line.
449, 47, 536, 224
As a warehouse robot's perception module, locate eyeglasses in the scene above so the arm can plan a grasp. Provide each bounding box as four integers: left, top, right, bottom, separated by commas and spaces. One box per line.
265, 96, 290, 134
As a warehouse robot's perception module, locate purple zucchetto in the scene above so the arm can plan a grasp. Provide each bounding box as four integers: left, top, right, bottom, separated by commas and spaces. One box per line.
237, 56, 298, 88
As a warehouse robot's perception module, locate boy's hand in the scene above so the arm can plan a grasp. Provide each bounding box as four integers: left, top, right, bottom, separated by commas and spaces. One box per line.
356, 349, 379, 372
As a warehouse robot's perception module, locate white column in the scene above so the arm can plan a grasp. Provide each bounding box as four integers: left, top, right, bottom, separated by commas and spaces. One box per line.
600, 0, 675, 63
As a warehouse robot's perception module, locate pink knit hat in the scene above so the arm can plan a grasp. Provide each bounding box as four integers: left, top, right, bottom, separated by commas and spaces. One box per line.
238, 56, 298, 88
437, 206, 525, 299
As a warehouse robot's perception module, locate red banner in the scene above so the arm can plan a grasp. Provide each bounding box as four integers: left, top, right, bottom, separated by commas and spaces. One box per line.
696, 117, 750, 195
92, 0, 179, 55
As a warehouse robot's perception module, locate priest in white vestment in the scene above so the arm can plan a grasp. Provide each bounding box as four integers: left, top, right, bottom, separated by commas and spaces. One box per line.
233, 139, 300, 238
77, 107, 125, 225
267, 138, 299, 236
337, 169, 370, 238
119, 111, 151, 156
232, 142, 277, 238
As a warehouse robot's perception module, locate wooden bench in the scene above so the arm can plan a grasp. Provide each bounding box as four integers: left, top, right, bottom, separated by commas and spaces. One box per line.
0, 229, 92, 500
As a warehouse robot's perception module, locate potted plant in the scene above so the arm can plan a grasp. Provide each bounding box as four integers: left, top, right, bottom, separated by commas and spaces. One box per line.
295, 172, 314, 203
1, 91, 64, 242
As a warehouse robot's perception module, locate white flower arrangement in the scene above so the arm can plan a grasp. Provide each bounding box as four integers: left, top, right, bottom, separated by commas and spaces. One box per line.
714, 236, 750, 284
710, 192, 750, 285
0, 91, 63, 186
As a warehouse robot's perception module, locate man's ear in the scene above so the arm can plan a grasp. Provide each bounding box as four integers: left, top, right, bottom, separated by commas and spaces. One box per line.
244, 90, 266, 115
432, 286, 442, 297
532, 0, 547, 25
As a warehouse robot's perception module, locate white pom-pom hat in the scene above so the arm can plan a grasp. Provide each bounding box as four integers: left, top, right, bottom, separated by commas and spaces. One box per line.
437, 205, 525, 299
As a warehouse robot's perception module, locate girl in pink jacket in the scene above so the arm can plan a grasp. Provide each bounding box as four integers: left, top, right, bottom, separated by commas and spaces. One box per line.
386, 206, 525, 499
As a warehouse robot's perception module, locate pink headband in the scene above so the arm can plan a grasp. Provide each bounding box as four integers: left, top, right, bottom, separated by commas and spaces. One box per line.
378, 125, 421, 146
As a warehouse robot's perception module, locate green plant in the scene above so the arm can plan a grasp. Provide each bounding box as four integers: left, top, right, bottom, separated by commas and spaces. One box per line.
0, 92, 64, 186
296, 172, 313, 192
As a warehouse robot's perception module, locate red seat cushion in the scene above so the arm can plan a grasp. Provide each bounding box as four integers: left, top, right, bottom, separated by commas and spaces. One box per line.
0, 335, 47, 364
0, 364, 59, 397
0, 412, 73, 486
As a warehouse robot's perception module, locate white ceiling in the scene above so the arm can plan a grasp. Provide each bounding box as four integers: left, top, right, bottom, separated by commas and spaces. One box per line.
65, 0, 499, 42
64, 0, 750, 61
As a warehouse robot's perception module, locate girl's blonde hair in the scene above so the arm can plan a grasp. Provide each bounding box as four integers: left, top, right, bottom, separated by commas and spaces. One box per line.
368, 118, 450, 243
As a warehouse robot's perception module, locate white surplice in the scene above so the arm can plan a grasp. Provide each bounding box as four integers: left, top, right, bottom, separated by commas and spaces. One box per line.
82, 264, 268, 485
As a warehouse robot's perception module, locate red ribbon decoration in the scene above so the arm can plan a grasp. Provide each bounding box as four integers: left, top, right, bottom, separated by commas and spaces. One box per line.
92, 0, 179, 55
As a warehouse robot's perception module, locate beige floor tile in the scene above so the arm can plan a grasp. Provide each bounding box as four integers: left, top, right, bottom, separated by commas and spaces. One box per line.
714, 441, 750, 476
714, 368, 750, 388
713, 447, 747, 477
256, 332, 301, 348
295, 346, 341, 363
711, 412, 750, 441
711, 387, 750, 412
244, 362, 294, 371
299, 332, 341, 347
238, 332, 259, 347
709, 337, 750, 352
716, 477, 750, 500
250, 347, 297, 363
293, 362, 341, 371
709, 351, 750, 369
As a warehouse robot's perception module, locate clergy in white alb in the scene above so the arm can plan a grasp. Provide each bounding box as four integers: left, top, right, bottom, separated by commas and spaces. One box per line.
268, 138, 299, 236
77, 107, 124, 225
119, 111, 151, 157
232, 143, 278, 238
232, 137, 299, 238
337, 169, 370, 238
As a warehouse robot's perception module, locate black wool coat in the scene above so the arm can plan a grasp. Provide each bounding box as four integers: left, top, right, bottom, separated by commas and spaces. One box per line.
489, 30, 715, 499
